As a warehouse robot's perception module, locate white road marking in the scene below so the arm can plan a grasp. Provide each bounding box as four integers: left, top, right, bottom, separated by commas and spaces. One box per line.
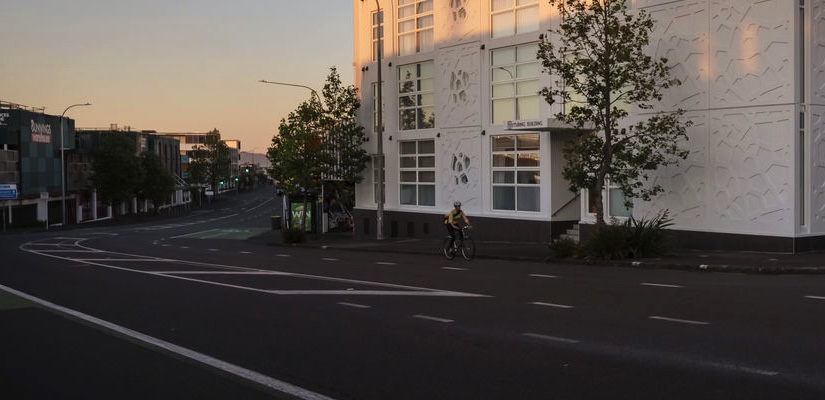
641, 282, 683, 288
442, 267, 468, 271
276, 254, 291, 257
523, 333, 579, 344
530, 302, 574, 309
805, 295, 825, 300
321, 258, 338, 261
0, 284, 335, 400
19, 239, 489, 298
337, 302, 371, 309
207, 249, 219, 252
529, 274, 557, 279
375, 262, 396, 266
649, 316, 709, 325
239, 251, 251, 254
413, 315, 454, 323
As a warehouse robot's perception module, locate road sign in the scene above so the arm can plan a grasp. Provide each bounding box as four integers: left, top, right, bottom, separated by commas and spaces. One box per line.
0, 184, 17, 200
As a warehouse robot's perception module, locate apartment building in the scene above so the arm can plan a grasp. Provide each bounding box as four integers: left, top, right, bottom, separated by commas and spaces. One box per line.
351, 0, 824, 251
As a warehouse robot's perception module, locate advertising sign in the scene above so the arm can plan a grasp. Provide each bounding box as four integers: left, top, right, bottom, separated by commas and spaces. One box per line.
0, 184, 17, 200
290, 201, 312, 232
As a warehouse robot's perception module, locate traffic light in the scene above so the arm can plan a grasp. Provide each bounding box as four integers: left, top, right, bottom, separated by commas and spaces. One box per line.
234, 177, 239, 182
245, 167, 250, 173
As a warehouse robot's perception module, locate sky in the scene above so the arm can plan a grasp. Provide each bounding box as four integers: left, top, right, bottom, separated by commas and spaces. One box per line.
0, 0, 354, 155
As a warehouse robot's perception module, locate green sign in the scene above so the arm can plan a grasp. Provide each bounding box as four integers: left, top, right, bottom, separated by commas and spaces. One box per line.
290, 202, 312, 232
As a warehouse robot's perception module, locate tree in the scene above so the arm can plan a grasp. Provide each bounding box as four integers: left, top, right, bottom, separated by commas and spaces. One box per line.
90, 132, 144, 215
537, 0, 691, 226
267, 67, 369, 232
187, 129, 231, 194
139, 152, 176, 214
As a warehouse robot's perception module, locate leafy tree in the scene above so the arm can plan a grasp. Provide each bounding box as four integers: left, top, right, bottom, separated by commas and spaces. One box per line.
537, 0, 691, 226
267, 67, 369, 232
187, 129, 231, 194
90, 133, 144, 215
139, 152, 176, 214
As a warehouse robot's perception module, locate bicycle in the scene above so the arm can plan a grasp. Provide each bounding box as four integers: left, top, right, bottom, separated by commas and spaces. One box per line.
443, 226, 475, 260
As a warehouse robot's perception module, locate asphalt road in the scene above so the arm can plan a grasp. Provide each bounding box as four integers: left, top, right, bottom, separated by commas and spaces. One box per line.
2, 187, 825, 399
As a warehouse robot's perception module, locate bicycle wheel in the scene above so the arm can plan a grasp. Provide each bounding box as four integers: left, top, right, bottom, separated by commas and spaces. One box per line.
443, 237, 456, 260
460, 237, 475, 260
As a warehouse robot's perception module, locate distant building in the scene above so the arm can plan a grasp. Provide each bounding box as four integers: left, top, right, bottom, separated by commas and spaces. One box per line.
351, 1, 824, 251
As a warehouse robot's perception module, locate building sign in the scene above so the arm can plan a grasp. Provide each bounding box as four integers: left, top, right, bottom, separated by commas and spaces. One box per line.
0, 112, 9, 126
505, 119, 547, 130
30, 120, 52, 143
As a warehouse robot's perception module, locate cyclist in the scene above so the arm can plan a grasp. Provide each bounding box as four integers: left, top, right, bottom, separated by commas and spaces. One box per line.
444, 201, 471, 252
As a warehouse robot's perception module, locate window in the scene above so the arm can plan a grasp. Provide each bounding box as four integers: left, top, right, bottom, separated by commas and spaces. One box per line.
399, 140, 435, 206
398, 0, 433, 56
491, 43, 541, 124
398, 61, 435, 130
491, 0, 539, 39
372, 82, 384, 132
587, 182, 633, 218
372, 10, 384, 62
492, 134, 540, 211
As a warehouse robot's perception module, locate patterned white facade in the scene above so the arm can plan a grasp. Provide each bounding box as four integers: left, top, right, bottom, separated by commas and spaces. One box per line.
352, 0, 825, 250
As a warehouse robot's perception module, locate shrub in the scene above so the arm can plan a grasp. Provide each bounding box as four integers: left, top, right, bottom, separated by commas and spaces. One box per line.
579, 210, 673, 260
281, 228, 307, 244
548, 237, 579, 259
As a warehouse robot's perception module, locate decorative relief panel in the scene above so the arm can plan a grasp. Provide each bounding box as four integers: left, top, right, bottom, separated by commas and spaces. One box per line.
436, 0, 479, 46
706, 107, 793, 232
638, 113, 708, 227
436, 44, 481, 129
812, 0, 825, 104
811, 106, 825, 231
647, 1, 709, 111
438, 128, 481, 210
708, 0, 793, 108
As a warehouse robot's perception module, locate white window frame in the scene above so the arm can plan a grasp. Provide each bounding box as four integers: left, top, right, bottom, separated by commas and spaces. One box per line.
398, 61, 435, 130
491, 43, 541, 125
491, 0, 540, 39
372, 10, 384, 62
398, 0, 434, 56
399, 140, 436, 206
491, 133, 540, 212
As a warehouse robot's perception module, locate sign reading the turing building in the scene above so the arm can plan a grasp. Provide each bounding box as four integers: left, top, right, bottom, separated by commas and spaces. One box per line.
30, 120, 52, 143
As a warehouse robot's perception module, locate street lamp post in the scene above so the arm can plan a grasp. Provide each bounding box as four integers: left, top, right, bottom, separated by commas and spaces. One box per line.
258, 80, 320, 101
60, 102, 91, 226
362, 0, 385, 240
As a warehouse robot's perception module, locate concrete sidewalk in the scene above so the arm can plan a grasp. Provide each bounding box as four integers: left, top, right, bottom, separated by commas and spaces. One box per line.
258, 230, 825, 274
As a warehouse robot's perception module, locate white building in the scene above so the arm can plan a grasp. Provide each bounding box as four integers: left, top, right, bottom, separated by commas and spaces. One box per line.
351, 0, 824, 252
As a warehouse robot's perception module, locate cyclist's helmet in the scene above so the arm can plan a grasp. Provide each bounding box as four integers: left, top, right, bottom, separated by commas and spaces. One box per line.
454, 201, 462, 207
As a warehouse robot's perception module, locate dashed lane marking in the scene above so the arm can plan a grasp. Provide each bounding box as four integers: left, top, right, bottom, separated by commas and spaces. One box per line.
641, 282, 683, 288
805, 295, 825, 300
375, 262, 396, 266
529, 274, 558, 279
321, 258, 338, 261
530, 302, 574, 309
337, 302, 371, 309
649, 316, 709, 325
412, 315, 454, 323
523, 333, 579, 344
442, 267, 468, 271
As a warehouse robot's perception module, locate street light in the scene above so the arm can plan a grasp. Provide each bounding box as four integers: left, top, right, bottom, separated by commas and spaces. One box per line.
60, 102, 92, 226
258, 80, 320, 101
495, 66, 518, 120
362, 0, 385, 240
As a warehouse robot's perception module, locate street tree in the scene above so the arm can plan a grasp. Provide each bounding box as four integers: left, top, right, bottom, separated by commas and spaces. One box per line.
267, 67, 369, 232
538, 0, 691, 226
187, 129, 232, 194
90, 132, 144, 215
139, 152, 176, 214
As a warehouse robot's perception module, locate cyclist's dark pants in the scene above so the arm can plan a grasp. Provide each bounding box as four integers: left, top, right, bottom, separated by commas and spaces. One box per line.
446, 225, 463, 248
